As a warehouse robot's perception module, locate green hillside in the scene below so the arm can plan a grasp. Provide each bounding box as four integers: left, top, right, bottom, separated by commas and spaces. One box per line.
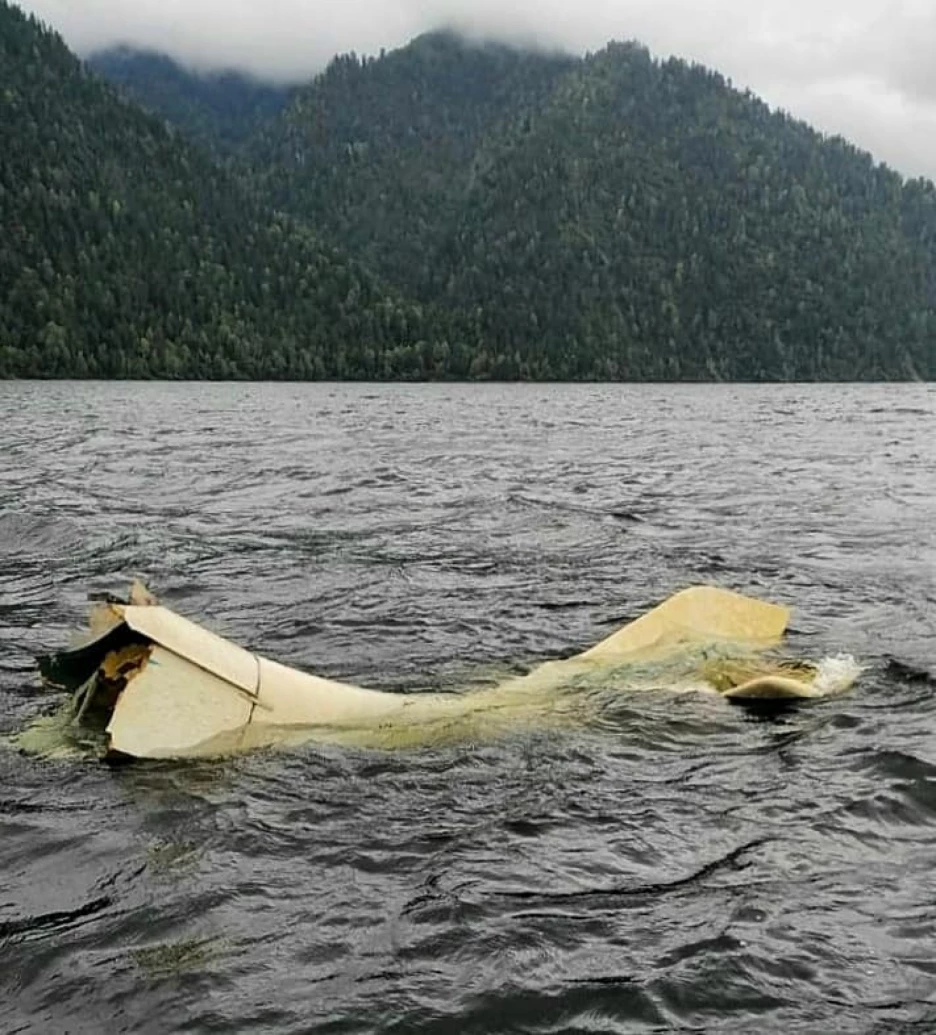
86, 46, 295, 150
250, 32, 578, 299
253, 38, 936, 379
0, 2, 468, 380
6, 4, 936, 380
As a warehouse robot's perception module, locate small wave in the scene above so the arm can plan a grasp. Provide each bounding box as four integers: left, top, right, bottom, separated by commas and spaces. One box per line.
0, 512, 82, 559
884, 657, 936, 686
866, 406, 933, 417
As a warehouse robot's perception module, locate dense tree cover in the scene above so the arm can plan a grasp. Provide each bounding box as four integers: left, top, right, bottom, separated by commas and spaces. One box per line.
251, 38, 936, 380
0, 3, 477, 380
6, 6, 936, 380
86, 46, 296, 151
250, 33, 578, 299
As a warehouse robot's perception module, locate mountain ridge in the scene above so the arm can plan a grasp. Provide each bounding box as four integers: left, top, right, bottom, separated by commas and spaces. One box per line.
241, 32, 936, 379
86, 45, 297, 149
4, 5, 935, 380
0, 1, 473, 380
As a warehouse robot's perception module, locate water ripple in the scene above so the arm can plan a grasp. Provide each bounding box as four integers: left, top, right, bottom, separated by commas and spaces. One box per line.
1, 381, 935, 1032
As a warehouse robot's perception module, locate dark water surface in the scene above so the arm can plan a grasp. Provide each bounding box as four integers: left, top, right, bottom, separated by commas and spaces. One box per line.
1, 381, 935, 1034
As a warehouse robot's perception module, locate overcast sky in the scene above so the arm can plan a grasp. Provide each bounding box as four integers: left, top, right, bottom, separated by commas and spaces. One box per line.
18, 0, 936, 181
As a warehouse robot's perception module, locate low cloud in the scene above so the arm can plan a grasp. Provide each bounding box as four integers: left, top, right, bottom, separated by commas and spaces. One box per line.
18, 0, 936, 179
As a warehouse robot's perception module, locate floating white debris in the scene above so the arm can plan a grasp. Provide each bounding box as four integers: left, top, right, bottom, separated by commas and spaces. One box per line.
27, 584, 860, 760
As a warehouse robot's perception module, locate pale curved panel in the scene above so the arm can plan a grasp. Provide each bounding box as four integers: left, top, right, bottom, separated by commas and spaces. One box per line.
722, 675, 821, 700
121, 605, 259, 695
253, 657, 407, 727
106, 647, 252, 758
576, 586, 790, 661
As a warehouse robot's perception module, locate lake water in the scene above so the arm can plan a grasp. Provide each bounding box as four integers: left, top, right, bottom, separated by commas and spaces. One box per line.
1, 381, 935, 1033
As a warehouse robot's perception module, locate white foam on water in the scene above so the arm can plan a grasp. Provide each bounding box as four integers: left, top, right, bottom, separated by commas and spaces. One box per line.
812, 654, 865, 696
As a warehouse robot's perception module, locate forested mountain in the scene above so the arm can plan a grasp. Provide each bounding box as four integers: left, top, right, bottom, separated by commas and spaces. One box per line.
86, 46, 295, 150
251, 33, 578, 298
439, 44, 936, 378
0, 2, 472, 379
6, 3, 936, 379
251, 38, 936, 379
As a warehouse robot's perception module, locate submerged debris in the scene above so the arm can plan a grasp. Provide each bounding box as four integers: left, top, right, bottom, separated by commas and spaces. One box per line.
131, 936, 227, 980
21, 583, 861, 761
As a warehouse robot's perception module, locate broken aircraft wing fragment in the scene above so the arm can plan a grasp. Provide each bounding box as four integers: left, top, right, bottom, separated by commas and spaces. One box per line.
576, 585, 790, 661
119, 605, 260, 698
28, 584, 860, 761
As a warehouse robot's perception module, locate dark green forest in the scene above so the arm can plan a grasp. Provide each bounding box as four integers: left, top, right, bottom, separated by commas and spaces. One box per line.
3, 0, 936, 380
250, 34, 578, 303
425, 43, 936, 379
87, 46, 296, 150
0, 3, 476, 379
